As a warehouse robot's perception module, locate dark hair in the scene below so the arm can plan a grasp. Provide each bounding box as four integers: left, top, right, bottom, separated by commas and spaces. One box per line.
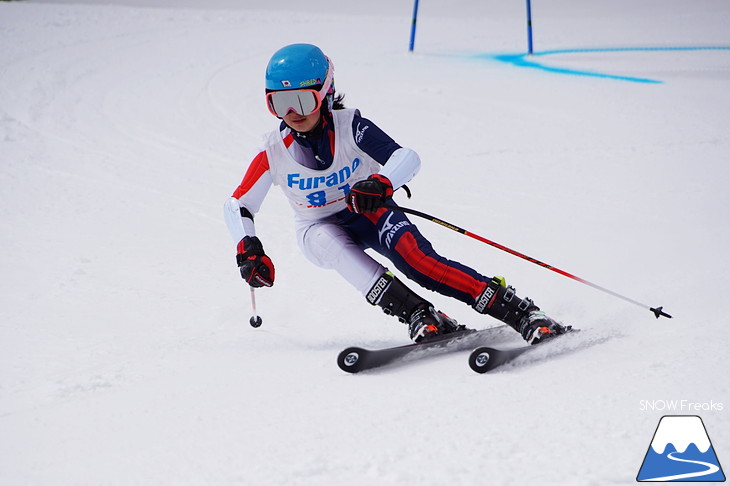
331, 91, 346, 110
318, 90, 345, 117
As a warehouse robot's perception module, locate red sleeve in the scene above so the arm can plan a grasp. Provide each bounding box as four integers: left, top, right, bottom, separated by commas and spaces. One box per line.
232, 150, 270, 198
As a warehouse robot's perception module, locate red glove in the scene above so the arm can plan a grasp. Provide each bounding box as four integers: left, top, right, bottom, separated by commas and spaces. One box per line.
236, 236, 275, 287
346, 174, 394, 214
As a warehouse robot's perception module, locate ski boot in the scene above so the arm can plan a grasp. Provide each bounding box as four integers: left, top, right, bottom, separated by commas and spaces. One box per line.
473, 276, 571, 345
366, 272, 465, 343
407, 303, 462, 343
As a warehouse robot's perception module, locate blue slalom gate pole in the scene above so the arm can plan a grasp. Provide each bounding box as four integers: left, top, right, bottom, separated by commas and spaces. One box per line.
409, 0, 420, 52
526, 0, 534, 55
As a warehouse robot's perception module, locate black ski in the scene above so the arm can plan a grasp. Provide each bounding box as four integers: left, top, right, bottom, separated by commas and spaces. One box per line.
337, 325, 513, 373
468, 328, 581, 373
468, 345, 533, 373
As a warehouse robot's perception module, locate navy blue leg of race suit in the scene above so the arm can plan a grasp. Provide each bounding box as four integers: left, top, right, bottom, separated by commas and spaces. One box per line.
334, 203, 491, 306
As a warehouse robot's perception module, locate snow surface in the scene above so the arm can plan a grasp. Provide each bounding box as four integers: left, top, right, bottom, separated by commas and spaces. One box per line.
1, 0, 729, 485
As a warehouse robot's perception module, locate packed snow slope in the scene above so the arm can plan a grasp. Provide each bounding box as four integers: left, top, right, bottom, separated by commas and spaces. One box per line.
2, 1, 729, 485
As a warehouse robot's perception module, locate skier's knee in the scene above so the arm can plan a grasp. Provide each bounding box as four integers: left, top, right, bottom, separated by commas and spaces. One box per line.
299, 223, 351, 269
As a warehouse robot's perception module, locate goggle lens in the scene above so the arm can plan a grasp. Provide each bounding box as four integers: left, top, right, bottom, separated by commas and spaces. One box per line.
267, 90, 321, 118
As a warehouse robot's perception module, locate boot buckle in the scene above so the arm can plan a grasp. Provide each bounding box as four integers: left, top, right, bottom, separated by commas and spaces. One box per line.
503, 286, 515, 302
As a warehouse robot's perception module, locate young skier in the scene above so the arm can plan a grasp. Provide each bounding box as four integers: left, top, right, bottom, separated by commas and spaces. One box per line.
224, 43, 569, 344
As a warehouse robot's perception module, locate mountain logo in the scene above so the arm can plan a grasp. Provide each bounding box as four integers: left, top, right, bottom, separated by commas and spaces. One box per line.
637, 415, 725, 482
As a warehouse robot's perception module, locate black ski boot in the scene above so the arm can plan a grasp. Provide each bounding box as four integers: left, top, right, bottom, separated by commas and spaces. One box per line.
367, 272, 465, 343
473, 276, 570, 344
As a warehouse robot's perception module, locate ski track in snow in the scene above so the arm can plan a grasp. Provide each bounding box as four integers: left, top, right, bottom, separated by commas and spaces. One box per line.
1, 1, 729, 485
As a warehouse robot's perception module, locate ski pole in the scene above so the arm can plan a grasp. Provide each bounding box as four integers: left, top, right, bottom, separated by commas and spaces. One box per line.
384, 203, 672, 319
249, 286, 263, 328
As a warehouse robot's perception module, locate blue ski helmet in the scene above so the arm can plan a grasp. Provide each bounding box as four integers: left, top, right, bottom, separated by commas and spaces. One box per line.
265, 44, 334, 107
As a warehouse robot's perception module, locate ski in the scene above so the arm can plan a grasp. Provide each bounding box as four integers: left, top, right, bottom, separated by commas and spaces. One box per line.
337, 325, 514, 373
468, 345, 533, 373
468, 329, 580, 373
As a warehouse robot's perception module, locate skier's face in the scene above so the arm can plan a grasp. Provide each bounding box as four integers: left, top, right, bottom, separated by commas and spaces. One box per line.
283, 110, 320, 133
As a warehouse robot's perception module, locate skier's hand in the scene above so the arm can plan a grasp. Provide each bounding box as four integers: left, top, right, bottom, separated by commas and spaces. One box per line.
346, 174, 394, 213
236, 236, 275, 287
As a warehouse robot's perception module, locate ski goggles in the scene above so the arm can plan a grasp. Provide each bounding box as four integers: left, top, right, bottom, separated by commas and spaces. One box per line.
266, 89, 323, 118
